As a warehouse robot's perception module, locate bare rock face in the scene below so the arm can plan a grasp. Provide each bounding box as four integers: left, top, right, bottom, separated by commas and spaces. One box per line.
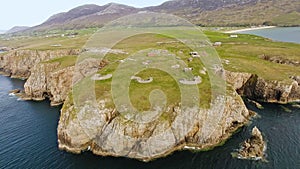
57, 87, 251, 162
23, 58, 104, 106
226, 71, 300, 104
237, 126, 266, 161
225, 71, 252, 90
239, 75, 300, 104
23, 62, 75, 106
0, 49, 80, 79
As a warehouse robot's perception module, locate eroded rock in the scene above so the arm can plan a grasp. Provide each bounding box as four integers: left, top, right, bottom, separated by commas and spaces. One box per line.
236, 126, 266, 161
57, 87, 251, 162
226, 71, 300, 104
0, 49, 80, 79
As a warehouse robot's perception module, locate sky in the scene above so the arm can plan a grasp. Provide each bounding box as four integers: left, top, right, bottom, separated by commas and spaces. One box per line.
1, 0, 169, 30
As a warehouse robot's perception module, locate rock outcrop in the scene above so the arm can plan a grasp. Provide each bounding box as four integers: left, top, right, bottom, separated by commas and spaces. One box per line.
259, 54, 300, 67
239, 75, 300, 104
226, 71, 300, 104
0, 49, 80, 79
23, 58, 105, 106
23, 62, 75, 106
237, 126, 266, 160
225, 71, 252, 90
1, 49, 298, 162
57, 86, 251, 162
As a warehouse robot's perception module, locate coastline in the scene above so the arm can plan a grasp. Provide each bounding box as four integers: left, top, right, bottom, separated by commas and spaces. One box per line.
224, 26, 276, 34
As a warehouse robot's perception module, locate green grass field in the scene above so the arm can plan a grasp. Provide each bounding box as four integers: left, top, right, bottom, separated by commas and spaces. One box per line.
205, 31, 300, 81
0, 28, 96, 50
2, 28, 300, 112
91, 33, 211, 111
42, 55, 77, 71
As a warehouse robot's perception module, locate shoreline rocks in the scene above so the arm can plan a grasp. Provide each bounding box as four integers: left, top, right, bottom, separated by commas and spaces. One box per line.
236, 126, 266, 161
9, 89, 21, 95
0, 49, 80, 79
226, 71, 300, 104
0, 49, 298, 162
57, 89, 252, 162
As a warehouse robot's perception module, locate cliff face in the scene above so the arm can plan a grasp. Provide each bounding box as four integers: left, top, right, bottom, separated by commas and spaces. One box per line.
57, 87, 251, 161
226, 71, 300, 104
1, 48, 299, 161
237, 126, 266, 160
238, 75, 300, 104
0, 49, 80, 79
23, 58, 103, 106
23, 63, 75, 106
21, 66, 300, 108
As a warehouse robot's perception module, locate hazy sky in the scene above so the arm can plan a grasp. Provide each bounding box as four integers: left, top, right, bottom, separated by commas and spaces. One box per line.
1, 0, 169, 30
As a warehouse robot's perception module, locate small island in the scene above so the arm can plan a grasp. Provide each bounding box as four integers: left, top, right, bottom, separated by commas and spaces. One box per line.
235, 126, 266, 161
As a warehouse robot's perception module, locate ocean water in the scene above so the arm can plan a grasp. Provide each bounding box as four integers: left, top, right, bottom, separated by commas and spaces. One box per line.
238, 27, 300, 44
1, 27, 300, 168
0, 77, 299, 169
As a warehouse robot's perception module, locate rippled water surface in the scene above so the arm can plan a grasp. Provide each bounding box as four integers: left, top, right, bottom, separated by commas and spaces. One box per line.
239, 27, 300, 44
0, 75, 299, 169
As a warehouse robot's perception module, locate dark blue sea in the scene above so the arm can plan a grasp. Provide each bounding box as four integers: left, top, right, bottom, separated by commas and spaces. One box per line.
0, 76, 299, 169
1, 27, 300, 168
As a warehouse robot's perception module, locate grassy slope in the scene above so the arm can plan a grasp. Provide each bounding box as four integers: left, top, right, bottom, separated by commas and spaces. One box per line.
179, 1, 300, 26
206, 31, 300, 81
0, 28, 96, 50
93, 33, 211, 111
1, 28, 300, 109
42, 55, 77, 71
272, 12, 300, 26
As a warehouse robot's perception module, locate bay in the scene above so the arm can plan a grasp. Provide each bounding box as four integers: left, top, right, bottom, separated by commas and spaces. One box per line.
238, 27, 300, 44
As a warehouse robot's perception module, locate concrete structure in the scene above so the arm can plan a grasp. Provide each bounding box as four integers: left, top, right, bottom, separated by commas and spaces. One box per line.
179, 76, 202, 85
91, 74, 113, 81
171, 64, 180, 69
131, 76, 153, 84
190, 52, 200, 58
183, 67, 193, 72
213, 42, 222, 46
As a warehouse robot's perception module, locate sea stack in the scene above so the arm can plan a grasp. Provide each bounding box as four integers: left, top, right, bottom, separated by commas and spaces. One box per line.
237, 126, 266, 160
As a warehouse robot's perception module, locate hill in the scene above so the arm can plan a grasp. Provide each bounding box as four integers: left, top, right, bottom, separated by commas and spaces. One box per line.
9, 0, 300, 33
29, 3, 138, 31
6, 26, 30, 34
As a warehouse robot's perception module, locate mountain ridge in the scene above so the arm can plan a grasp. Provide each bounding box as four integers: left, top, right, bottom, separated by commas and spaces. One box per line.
8, 0, 300, 33
6, 26, 30, 34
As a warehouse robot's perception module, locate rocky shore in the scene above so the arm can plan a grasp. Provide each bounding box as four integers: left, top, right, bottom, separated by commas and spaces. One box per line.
2, 49, 298, 108
0, 49, 80, 79
0, 49, 299, 161
236, 126, 266, 161
57, 88, 251, 162
226, 71, 300, 104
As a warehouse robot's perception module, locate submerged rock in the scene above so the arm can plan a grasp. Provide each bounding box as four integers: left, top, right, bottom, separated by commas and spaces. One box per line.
236, 126, 266, 161
9, 89, 21, 94
247, 99, 264, 109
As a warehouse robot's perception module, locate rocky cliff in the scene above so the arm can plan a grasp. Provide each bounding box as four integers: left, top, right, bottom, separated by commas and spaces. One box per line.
1, 48, 299, 161
237, 126, 266, 160
22, 58, 104, 106
23, 62, 75, 106
20, 65, 300, 108
57, 86, 251, 162
226, 71, 300, 104
239, 75, 300, 103
0, 49, 80, 79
